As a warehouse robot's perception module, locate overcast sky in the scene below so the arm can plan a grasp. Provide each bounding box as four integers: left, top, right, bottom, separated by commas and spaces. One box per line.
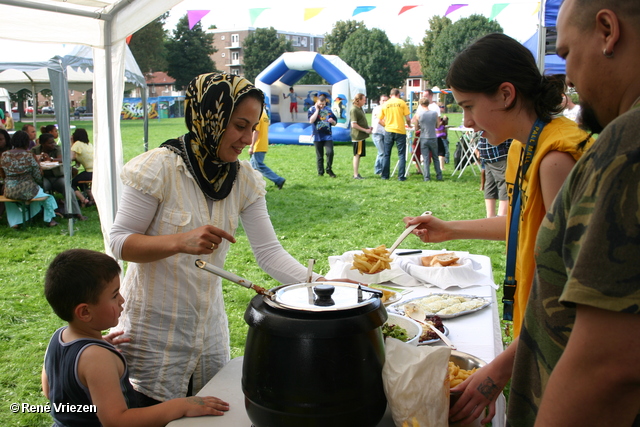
164, 0, 541, 46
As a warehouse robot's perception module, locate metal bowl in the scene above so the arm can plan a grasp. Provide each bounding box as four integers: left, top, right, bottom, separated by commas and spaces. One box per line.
450, 350, 486, 371
384, 313, 422, 346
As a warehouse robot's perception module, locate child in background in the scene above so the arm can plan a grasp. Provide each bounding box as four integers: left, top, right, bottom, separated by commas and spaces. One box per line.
436, 115, 450, 170
42, 249, 229, 426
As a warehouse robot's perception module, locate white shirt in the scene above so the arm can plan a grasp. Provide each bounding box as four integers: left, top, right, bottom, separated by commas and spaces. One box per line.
563, 104, 581, 122
110, 148, 320, 401
371, 105, 385, 134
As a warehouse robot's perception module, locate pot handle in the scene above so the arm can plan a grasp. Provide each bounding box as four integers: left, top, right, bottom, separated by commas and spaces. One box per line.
358, 285, 383, 302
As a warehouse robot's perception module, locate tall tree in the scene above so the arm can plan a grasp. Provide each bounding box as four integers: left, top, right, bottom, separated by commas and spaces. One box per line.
426, 15, 503, 87
340, 28, 409, 103
129, 13, 169, 76
319, 20, 365, 55
165, 15, 216, 90
418, 15, 452, 80
242, 27, 293, 83
397, 37, 419, 64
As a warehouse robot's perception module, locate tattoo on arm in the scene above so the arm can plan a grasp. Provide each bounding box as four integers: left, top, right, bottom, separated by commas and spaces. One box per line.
186, 396, 204, 405
476, 377, 500, 401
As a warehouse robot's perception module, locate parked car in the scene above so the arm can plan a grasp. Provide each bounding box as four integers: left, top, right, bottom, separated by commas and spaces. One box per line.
41, 106, 54, 114
74, 106, 86, 114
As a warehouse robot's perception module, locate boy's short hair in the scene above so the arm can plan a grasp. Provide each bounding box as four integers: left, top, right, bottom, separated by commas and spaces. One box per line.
44, 249, 121, 322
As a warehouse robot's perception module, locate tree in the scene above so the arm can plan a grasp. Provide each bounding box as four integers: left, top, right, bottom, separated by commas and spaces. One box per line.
129, 13, 169, 75
165, 15, 216, 90
340, 28, 409, 103
319, 20, 365, 55
418, 15, 452, 80
426, 15, 503, 87
397, 37, 419, 64
242, 27, 293, 83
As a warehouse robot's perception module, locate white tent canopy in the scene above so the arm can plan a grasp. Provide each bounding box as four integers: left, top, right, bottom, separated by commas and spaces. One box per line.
0, 0, 182, 251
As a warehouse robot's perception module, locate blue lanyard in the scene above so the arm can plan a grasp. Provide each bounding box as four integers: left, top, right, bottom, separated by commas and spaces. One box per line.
502, 118, 546, 322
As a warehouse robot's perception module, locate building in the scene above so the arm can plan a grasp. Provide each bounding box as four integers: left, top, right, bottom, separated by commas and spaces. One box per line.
207, 28, 324, 77
404, 61, 429, 100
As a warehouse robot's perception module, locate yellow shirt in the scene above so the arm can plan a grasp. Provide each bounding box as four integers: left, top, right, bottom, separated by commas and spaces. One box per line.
71, 141, 93, 172
253, 110, 270, 153
379, 97, 410, 134
506, 116, 593, 337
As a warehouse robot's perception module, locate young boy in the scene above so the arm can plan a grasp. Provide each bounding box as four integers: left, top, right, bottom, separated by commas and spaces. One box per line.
307, 99, 337, 177
42, 249, 229, 426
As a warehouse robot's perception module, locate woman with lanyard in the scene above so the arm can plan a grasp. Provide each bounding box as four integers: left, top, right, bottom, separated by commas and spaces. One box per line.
109, 73, 327, 407
403, 33, 593, 425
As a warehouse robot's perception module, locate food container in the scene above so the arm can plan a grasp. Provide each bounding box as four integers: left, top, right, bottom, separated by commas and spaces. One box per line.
385, 313, 422, 346
242, 282, 388, 427
449, 350, 486, 421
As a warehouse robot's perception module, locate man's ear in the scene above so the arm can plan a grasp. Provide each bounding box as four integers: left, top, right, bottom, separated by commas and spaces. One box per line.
74, 303, 92, 323
498, 82, 517, 109
595, 9, 620, 55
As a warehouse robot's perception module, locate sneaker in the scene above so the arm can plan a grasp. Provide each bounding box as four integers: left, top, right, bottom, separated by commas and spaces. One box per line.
353, 175, 364, 180
318, 172, 324, 176
277, 179, 286, 190
327, 170, 337, 178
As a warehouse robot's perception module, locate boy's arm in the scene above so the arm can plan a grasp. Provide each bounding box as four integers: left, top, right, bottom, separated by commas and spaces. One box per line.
41, 366, 49, 399
80, 346, 228, 427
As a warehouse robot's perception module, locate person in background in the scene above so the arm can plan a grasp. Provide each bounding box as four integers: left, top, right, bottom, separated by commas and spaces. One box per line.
349, 93, 371, 179
476, 138, 511, 217
507, 0, 640, 425
332, 96, 345, 123
40, 124, 59, 144
379, 88, 411, 181
308, 97, 337, 177
42, 249, 229, 426
561, 92, 581, 123
411, 97, 442, 181
403, 33, 593, 425
0, 128, 12, 217
22, 124, 37, 150
70, 128, 94, 207
249, 108, 285, 189
109, 73, 328, 406
370, 95, 388, 176
283, 87, 302, 121
3, 111, 14, 131
0, 131, 58, 228
436, 115, 450, 170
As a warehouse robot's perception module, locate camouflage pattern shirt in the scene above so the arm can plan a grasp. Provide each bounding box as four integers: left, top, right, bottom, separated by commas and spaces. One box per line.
507, 106, 640, 426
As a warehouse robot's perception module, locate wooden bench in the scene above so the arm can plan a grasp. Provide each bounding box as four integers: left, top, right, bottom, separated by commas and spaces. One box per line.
0, 195, 50, 228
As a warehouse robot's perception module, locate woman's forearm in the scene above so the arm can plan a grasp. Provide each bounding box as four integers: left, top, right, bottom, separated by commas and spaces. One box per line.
449, 216, 507, 241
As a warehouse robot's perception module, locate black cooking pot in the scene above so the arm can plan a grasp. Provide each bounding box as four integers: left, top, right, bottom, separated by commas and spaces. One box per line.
242, 282, 388, 427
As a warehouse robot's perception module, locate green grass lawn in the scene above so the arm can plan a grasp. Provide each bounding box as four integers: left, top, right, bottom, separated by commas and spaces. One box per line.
1, 113, 509, 426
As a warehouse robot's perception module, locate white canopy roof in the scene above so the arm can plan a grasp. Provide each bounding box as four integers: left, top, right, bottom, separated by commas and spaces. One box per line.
0, 0, 182, 248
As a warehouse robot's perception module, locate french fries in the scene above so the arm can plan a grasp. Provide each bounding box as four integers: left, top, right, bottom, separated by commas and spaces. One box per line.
402, 418, 420, 427
448, 361, 478, 388
351, 245, 393, 274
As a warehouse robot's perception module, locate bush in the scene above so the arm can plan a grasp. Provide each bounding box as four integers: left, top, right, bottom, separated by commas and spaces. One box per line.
447, 103, 461, 113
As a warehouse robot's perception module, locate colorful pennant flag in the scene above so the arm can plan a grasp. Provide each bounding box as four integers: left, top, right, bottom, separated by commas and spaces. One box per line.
489, 3, 509, 20
125, 35, 132, 44
353, 6, 376, 16
187, 10, 210, 30
304, 8, 325, 21
398, 5, 419, 15
444, 4, 468, 16
533, 2, 540, 15
249, 8, 269, 26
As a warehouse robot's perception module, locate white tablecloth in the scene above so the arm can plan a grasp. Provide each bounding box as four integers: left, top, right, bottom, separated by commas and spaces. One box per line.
168, 252, 506, 427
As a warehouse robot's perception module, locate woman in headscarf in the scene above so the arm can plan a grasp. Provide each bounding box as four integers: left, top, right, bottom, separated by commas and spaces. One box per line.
110, 73, 326, 406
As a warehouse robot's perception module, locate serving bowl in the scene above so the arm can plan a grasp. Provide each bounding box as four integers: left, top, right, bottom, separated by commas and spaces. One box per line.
384, 313, 422, 346
450, 350, 486, 370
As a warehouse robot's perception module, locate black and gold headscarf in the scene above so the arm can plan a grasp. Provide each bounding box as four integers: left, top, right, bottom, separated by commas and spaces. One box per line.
161, 73, 265, 201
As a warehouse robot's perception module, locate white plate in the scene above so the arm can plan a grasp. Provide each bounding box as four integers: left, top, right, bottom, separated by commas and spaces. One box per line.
418, 324, 449, 345
370, 286, 402, 306
388, 293, 491, 319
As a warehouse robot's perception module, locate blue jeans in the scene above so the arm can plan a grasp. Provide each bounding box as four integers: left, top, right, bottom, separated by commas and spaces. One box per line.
420, 138, 442, 180
381, 132, 406, 180
250, 152, 285, 186
372, 132, 386, 175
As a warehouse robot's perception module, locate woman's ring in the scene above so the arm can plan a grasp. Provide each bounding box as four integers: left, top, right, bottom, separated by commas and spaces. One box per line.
211, 243, 216, 250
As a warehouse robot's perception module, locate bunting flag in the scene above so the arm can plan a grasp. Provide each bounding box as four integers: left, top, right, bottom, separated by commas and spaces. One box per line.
444, 4, 468, 16
187, 10, 210, 29
533, 2, 540, 15
398, 5, 419, 15
304, 8, 325, 21
125, 35, 132, 44
353, 6, 376, 16
249, 8, 269, 26
489, 3, 509, 20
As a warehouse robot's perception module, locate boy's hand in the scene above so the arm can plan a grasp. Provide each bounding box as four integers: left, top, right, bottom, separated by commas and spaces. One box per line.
183, 396, 230, 417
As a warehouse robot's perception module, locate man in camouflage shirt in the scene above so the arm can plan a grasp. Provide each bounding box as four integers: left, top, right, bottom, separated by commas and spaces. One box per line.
507, 0, 640, 425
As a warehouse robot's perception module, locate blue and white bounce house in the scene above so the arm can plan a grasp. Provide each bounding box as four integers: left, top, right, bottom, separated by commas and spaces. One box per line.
255, 52, 366, 144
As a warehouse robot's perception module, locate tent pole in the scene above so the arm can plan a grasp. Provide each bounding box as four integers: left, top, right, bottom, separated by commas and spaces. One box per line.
537, 1, 546, 74
143, 84, 148, 151
104, 20, 118, 220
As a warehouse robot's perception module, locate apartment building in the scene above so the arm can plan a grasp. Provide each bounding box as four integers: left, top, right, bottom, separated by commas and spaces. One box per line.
207, 28, 325, 77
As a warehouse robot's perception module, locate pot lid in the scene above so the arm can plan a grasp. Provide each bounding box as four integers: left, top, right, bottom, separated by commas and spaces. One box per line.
273, 282, 383, 312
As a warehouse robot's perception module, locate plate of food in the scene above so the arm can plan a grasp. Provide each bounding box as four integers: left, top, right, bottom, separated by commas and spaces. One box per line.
370, 285, 402, 306
394, 251, 495, 288
389, 293, 491, 319
417, 315, 449, 345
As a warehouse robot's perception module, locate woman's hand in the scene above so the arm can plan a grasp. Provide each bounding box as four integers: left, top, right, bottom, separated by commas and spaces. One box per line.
103, 330, 131, 347
403, 215, 452, 243
176, 225, 236, 255
449, 361, 509, 425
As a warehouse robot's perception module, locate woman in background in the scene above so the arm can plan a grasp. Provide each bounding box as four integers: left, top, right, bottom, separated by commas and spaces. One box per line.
40, 124, 59, 143
0, 131, 58, 228
70, 128, 94, 207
